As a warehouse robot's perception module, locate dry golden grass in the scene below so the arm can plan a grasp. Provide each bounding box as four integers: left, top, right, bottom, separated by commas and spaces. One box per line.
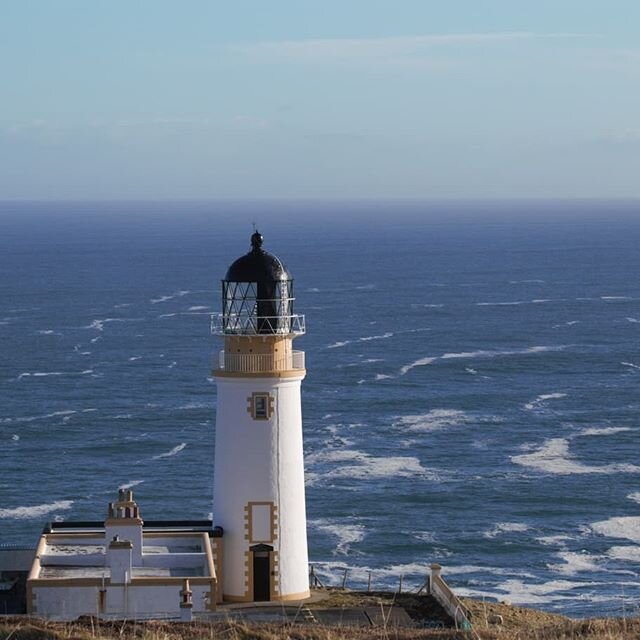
0, 617, 467, 640
1, 596, 638, 640
3, 616, 640, 640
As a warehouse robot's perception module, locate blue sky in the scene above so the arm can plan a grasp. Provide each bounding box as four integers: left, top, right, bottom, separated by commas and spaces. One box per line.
1, 1, 639, 199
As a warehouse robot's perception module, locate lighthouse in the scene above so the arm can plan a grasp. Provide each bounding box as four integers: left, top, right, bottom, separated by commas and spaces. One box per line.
211, 231, 309, 603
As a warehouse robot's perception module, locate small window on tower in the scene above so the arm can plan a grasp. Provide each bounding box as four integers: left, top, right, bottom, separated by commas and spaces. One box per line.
254, 395, 267, 418
248, 392, 273, 420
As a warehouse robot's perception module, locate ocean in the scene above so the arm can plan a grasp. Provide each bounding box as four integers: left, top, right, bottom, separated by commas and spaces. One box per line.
0, 200, 639, 618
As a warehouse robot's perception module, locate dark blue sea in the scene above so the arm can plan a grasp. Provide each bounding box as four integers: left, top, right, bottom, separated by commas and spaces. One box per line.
1, 200, 639, 618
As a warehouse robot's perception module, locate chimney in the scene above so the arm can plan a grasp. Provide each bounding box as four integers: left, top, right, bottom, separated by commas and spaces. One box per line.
108, 535, 133, 584
105, 489, 144, 564
179, 579, 193, 622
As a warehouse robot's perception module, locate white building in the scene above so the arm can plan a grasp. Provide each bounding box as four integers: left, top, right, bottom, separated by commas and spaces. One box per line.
26, 491, 221, 619
211, 231, 310, 602
18, 231, 311, 618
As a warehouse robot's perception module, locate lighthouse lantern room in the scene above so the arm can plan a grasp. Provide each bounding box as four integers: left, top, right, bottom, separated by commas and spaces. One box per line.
211, 232, 309, 602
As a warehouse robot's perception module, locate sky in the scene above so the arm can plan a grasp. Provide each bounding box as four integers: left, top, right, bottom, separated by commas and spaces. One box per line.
1, 1, 639, 200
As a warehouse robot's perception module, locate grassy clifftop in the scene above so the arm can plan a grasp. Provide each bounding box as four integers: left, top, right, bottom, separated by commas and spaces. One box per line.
1, 594, 638, 640
1, 615, 640, 640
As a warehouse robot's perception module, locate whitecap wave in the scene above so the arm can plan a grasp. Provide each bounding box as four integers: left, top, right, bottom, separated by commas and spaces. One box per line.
399, 345, 565, 377
394, 409, 472, 432
85, 318, 142, 331
128, 356, 142, 361
309, 519, 365, 555
591, 516, 640, 543
548, 551, 601, 575
601, 296, 632, 301
414, 531, 436, 543
17, 371, 64, 379
622, 362, 640, 371
152, 442, 187, 460
398, 356, 438, 375
512, 438, 640, 475
484, 522, 529, 538
306, 448, 434, 484
606, 545, 640, 563
553, 320, 580, 328
327, 332, 394, 349
440, 564, 532, 577
482, 578, 592, 605
150, 290, 191, 304
340, 358, 386, 368
16, 369, 93, 380
628, 492, 640, 504
177, 401, 210, 410
37, 329, 60, 335
524, 392, 567, 411
1, 409, 77, 424
576, 426, 632, 437
537, 535, 575, 547
0, 500, 73, 520
626, 317, 640, 323
118, 480, 144, 490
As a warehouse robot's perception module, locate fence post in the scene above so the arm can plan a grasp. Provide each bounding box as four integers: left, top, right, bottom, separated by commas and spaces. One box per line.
341, 568, 348, 589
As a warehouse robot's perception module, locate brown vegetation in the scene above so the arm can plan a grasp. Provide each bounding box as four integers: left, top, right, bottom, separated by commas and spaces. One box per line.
2, 615, 640, 640
1, 595, 638, 640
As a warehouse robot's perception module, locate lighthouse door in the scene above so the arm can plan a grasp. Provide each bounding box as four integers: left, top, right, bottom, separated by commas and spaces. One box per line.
251, 544, 273, 601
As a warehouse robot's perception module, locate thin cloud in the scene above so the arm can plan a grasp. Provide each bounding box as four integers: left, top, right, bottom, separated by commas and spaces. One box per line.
228, 32, 594, 65
595, 129, 640, 146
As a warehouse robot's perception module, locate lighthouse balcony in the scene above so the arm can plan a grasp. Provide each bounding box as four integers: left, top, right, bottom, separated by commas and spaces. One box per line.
211, 313, 305, 336
215, 349, 305, 374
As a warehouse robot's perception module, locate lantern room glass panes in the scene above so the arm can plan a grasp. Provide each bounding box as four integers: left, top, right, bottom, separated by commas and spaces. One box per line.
222, 280, 294, 334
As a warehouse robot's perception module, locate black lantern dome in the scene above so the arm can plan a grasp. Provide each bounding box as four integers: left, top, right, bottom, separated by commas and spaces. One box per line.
225, 231, 290, 284
219, 232, 300, 335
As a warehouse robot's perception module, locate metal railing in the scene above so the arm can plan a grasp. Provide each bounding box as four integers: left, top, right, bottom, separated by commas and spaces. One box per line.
215, 350, 305, 373
211, 313, 305, 336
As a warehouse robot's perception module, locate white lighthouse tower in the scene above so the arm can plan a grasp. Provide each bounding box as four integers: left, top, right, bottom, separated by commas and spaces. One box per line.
211, 231, 309, 603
